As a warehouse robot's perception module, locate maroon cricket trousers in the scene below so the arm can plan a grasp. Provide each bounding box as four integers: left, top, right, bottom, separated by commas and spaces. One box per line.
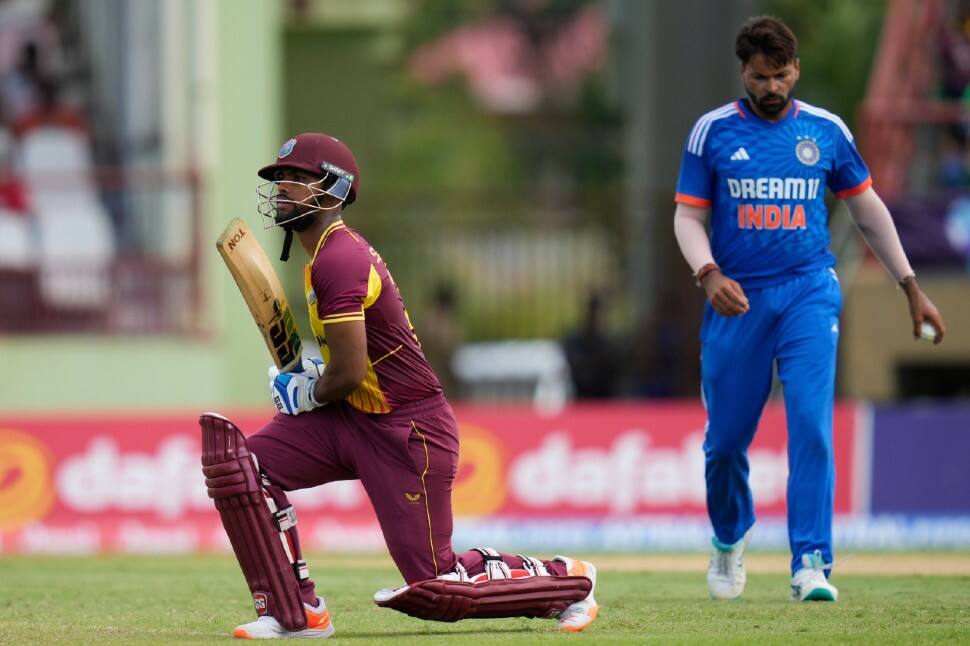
248, 393, 565, 604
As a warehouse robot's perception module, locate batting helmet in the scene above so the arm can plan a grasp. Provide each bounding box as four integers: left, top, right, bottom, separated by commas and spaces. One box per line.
258, 132, 359, 205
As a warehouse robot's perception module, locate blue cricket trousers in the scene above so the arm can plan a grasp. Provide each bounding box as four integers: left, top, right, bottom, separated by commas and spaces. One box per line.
700, 267, 841, 574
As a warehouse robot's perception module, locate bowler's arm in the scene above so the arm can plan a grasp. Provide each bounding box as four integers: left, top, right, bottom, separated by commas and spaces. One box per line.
844, 187, 946, 343
674, 203, 716, 272
674, 203, 749, 316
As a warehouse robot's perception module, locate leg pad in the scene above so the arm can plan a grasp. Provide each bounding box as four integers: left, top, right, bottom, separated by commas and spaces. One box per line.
200, 413, 307, 632
374, 575, 592, 622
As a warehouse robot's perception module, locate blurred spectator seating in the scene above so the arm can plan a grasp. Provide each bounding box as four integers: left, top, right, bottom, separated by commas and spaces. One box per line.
451, 340, 571, 413
16, 120, 114, 316
0, 158, 30, 267
0, 126, 35, 331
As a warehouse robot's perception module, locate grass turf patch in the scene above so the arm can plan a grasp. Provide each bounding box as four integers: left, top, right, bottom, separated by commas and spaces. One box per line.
0, 553, 967, 644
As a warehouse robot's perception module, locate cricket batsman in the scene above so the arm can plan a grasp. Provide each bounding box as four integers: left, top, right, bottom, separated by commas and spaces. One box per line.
200, 132, 599, 638
673, 16, 946, 602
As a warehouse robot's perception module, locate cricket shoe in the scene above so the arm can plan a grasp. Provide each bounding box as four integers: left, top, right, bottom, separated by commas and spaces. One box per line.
232, 596, 334, 639
707, 527, 753, 600
790, 550, 838, 602
553, 556, 600, 632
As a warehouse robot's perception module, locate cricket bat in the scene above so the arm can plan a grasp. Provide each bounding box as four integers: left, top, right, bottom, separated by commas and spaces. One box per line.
216, 217, 303, 372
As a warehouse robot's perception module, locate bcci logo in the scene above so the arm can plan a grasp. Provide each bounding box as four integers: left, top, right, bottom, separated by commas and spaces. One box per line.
795, 136, 820, 166
278, 138, 297, 159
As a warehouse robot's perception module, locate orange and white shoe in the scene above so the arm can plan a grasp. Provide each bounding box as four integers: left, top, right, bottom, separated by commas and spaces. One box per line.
232, 596, 335, 640
553, 556, 600, 632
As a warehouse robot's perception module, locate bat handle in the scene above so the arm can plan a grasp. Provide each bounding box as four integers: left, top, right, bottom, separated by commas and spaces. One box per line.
280, 356, 303, 373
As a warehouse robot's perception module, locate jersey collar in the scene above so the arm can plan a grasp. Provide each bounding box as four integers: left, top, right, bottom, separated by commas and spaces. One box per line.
311, 218, 346, 260
737, 98, 799, 124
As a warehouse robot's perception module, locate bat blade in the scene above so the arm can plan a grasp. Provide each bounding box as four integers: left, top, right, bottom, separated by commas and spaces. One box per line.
216, 218, 302, 372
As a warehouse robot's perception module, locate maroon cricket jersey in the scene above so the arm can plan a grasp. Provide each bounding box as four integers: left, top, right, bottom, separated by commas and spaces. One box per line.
304, 219, 442, 414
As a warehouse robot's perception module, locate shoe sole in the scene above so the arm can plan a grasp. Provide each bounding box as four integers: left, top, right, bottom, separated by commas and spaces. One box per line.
798, 588, 837, 602
559, 604, 600, 632
709, 591, 743, 600
232, 625, 335, 639
708, 575, 746, 600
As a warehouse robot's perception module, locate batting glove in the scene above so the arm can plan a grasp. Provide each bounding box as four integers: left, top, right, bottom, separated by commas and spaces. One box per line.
268, 358, 326, 415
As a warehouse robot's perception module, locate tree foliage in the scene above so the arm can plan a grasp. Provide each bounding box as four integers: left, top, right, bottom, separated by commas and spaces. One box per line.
757, 0, 886, 129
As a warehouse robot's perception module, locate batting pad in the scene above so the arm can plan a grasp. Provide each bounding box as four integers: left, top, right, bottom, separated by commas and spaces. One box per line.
200, 413, 307, 632
374, 575, 592, 621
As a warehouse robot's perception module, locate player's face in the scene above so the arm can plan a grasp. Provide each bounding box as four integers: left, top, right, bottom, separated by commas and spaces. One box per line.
271, 169, 339, 224
741, 54, 800, 119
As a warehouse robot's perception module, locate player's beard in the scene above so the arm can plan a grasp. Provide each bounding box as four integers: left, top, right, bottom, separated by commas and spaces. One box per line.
274, 201, 318, 232
746, 86, 791, 117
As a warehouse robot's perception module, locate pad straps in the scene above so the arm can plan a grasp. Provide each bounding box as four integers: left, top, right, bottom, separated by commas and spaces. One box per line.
516, 554, 550, 577
472, 547, 513, 580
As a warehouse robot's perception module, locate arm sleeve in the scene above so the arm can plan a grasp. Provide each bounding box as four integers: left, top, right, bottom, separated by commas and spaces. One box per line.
311, 248, 370, 324
674, 127, 714, 207
844, 187, 914, 281
673, 203, 715, 274
828, 125, 872, 199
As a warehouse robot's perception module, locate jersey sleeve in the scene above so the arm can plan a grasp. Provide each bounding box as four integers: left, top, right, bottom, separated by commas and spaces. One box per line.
674, 131, 714, 208
310, 244, 370, 325
828, 126, 872, 199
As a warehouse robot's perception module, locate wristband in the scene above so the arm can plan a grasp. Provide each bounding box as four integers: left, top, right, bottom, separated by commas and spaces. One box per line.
695, 263, 720, 287
308, 381, 326, 408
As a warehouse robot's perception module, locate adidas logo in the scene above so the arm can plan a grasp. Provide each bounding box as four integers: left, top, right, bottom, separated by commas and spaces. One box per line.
730, 147, 750, 161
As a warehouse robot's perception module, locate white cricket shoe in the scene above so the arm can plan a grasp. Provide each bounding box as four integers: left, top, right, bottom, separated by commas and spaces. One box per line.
232, 596, 335, 639
790, 550, 838, 602
554, 556, 600, 632
707, 527, 753, 600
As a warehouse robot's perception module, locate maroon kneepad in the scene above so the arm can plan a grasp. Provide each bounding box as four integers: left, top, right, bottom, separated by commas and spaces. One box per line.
200, 413, 307, 632
376, 576, 592, 622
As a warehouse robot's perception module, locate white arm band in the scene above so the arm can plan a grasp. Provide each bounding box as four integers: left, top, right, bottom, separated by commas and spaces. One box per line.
844, 187, 914, 282
673, 203, 715, 274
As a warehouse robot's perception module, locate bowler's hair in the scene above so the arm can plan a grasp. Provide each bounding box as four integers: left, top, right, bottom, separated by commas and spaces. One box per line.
735, 16, 798, 67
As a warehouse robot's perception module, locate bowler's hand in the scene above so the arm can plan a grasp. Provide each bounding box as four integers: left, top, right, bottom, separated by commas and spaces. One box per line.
901, 278, 945, 345
701, 270, 750, 316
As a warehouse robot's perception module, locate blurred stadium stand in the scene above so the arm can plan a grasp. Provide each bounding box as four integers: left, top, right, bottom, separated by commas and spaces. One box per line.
452, 339, 571, 412
0, 0, 966, 402
840, 0, 970, 400
0, 0, 203, 335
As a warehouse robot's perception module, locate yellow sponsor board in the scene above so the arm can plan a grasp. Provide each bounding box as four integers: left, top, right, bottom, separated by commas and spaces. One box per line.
452, 425, 507, 516
0, 429, 56, 531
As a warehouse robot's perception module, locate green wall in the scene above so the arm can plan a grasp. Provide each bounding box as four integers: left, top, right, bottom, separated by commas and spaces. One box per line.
0, 0, 283, 412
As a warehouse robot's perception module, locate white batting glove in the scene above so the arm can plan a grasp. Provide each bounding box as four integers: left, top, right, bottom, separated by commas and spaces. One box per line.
268, 358, 326, 415
267, 357, 325, 382
300, 357, 326, 377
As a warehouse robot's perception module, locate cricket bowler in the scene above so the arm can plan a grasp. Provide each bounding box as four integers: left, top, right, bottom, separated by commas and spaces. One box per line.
673, 16, 946, 602
200, 132, 599, 639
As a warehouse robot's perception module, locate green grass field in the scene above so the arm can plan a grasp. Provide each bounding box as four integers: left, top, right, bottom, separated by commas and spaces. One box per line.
1, 553, 968, 644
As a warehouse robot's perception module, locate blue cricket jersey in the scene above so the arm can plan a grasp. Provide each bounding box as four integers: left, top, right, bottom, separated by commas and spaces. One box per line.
675, 99, 871, 289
